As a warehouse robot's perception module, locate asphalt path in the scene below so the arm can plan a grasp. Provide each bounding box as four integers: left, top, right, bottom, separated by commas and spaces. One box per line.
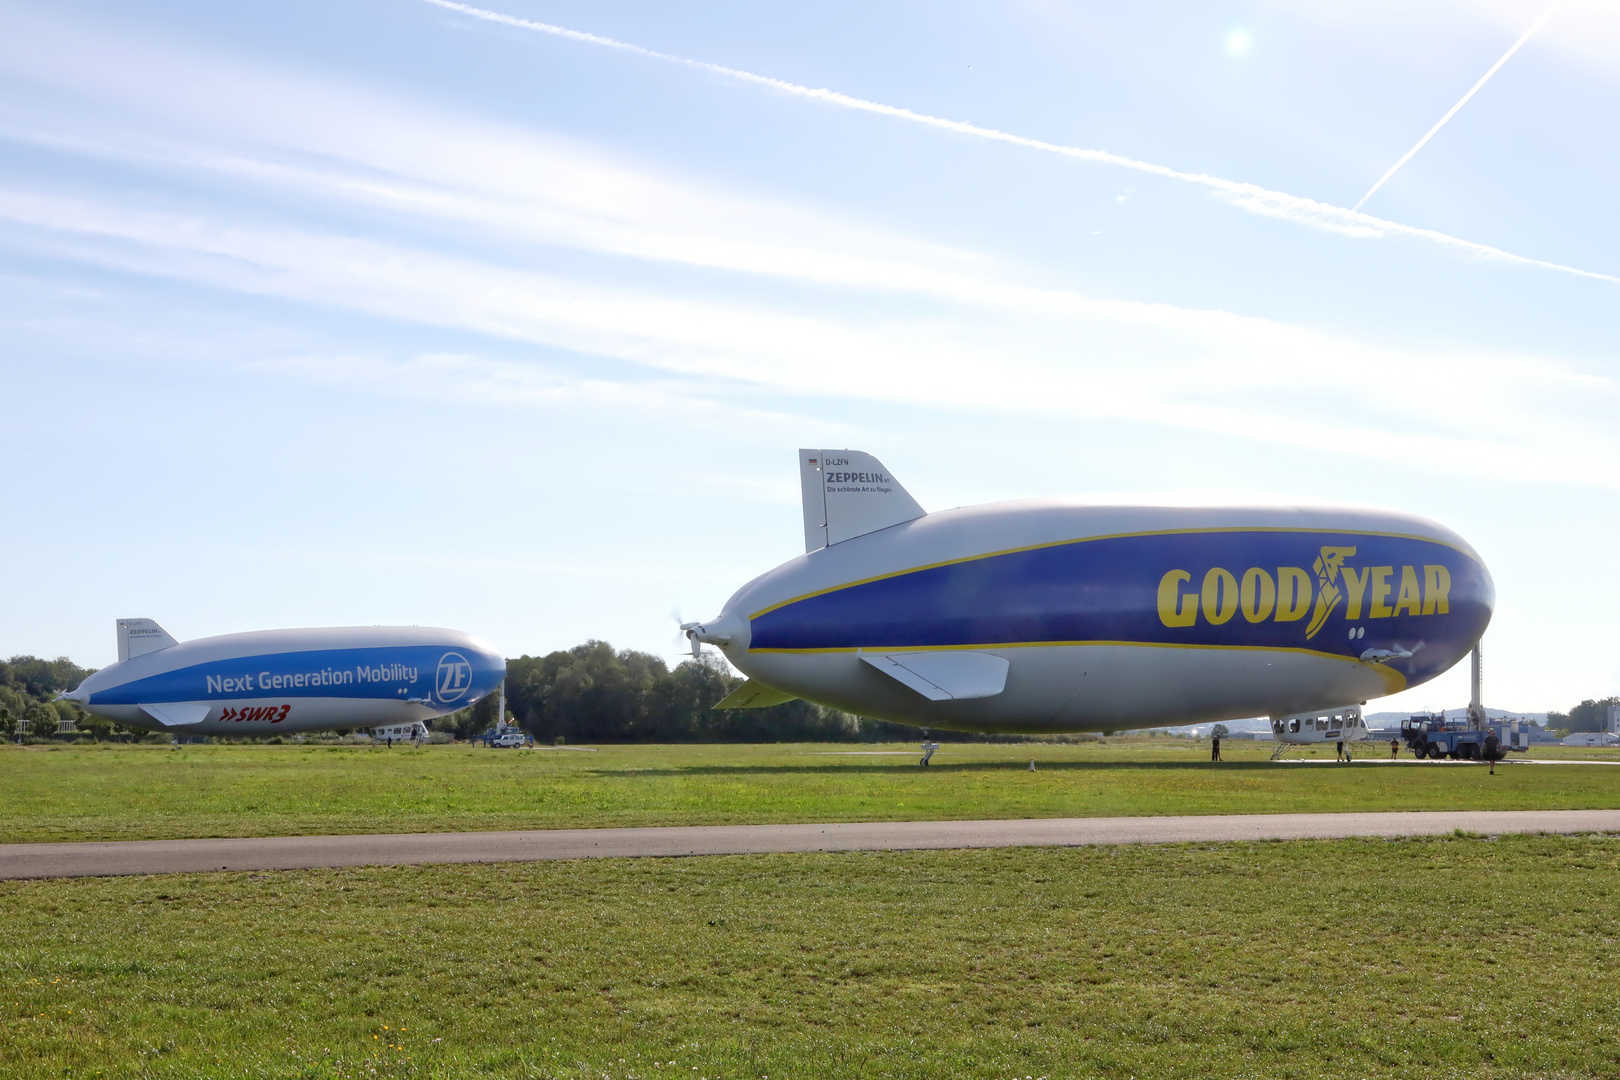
5, 809, 1620, 879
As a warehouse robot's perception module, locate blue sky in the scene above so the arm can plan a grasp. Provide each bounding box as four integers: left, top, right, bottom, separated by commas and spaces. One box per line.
1, 0, 1615, 714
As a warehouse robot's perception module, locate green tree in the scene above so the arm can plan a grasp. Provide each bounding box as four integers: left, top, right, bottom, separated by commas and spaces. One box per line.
74, 705, 113, 741
500, 642, 878, 744
0, 655, 94, 698
1563, 698, 1620, 733
22, 703, 55, 740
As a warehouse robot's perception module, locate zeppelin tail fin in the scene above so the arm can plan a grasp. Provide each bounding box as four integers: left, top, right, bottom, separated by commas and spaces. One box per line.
117, 618, 179, 662
799, 449, 926, 552
861, 651, 1009, 701
713, 680, 799, 709
141, 702, 209, 727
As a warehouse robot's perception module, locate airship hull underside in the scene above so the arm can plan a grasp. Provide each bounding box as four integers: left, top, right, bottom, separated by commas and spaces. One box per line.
89, 697, 442, 736
740, 643, 1400, 733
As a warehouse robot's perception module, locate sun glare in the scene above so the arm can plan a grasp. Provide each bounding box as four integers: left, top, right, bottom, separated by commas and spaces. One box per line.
1225, 28, 1252, 57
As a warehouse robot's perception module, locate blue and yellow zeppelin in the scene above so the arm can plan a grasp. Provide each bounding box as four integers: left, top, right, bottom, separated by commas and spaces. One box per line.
687, 451, 1492, 733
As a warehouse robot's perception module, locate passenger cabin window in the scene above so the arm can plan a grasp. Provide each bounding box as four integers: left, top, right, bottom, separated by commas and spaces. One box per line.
1289, 719, 1300, 733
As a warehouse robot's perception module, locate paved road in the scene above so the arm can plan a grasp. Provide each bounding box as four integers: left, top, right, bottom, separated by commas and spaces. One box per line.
5, 809, 1620, 879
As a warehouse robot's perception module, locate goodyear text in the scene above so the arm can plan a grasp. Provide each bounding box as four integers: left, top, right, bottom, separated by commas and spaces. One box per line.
1157, 545, 1451, 640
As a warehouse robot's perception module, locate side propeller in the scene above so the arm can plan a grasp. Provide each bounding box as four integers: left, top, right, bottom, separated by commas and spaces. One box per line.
671, 609, 734, 659
671, 609, 706, 658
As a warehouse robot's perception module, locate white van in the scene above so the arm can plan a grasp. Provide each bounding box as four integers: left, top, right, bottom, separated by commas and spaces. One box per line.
372, 721, 430, 745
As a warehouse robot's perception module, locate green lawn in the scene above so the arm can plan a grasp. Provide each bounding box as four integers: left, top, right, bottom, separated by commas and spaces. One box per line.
5, 834, 1619, 1078
4, 739, 1620, 844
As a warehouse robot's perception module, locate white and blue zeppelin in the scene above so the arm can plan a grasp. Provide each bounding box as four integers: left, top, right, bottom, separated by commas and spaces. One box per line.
63, 620, 505, 735
682, 450, 1494, 734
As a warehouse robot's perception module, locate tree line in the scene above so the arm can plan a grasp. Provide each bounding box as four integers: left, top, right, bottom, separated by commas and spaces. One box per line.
0, 655, 114, 740
7, 645, 1617, 743
437, 640, 942, 743
1548, 698, 1620, 735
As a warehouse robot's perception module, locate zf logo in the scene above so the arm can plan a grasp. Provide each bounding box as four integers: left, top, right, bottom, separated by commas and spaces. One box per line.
436, 652, 473, 703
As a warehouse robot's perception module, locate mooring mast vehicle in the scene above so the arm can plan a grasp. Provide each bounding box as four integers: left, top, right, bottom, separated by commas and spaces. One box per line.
1397, 647, 1528, 761
1401, 713, 1529, 760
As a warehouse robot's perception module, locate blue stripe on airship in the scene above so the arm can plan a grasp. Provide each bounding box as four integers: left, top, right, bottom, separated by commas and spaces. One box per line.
748, 529, 1492, 687
89, 645, 504, 711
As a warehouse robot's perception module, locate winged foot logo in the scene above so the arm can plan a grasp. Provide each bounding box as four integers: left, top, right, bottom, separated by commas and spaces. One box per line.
1156, 546, 1452, 641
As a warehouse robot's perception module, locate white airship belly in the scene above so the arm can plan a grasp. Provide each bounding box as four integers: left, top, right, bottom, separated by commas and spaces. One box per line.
96, 697, 436, 735
740, 643, 1395, 733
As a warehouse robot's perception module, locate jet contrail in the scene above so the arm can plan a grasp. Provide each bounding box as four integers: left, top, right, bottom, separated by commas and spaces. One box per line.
1355, 3, 1562, 211
418, 0, 1616, 286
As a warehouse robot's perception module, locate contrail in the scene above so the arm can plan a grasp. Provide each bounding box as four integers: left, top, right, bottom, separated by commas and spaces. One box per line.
418, 0, 1617, 286
1355, 3, 1562, 211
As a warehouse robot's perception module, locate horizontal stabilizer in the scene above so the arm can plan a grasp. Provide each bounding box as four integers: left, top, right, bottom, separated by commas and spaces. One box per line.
800, 449, 925, 552
861, 651, 1009, 701
117, 618, 179, 662
140, 702, 211, 727
713, 680, 799, 710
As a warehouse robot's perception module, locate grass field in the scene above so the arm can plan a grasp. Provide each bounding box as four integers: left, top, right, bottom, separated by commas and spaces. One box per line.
5, 833, 1620, 1078
6, 740, 1620, 844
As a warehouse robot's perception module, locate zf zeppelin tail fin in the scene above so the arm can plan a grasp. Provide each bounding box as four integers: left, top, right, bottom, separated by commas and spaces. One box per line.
140, 702, 210, 727
799, 449, 926, 552
117, 618, 179, 662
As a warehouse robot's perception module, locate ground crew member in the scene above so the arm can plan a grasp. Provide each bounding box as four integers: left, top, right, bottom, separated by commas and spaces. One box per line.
1391, 737, 1400, 759
1211, 733, 1221, 762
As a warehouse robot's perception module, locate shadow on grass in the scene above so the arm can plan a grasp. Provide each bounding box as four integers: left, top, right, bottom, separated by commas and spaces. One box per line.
588, 760, 1321, 778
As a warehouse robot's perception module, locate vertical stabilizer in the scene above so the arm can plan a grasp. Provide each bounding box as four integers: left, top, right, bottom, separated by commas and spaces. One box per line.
117, 618, 179, 663
799, 449, 828, 552
798, 449, 926, 552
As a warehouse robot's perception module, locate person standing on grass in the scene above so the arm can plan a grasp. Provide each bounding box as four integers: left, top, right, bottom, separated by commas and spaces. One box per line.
1336, 739, 1345, 762
1211, 732, 1221, 762
1391, 736, 1400, 759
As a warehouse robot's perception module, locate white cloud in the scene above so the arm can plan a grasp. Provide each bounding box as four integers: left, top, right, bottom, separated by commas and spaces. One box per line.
418, 0, 1619, 284
2, 182, 1612, 490
1287, 0, 1620, 83
0, 5, 1612, 492
254, 349, 829, 442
